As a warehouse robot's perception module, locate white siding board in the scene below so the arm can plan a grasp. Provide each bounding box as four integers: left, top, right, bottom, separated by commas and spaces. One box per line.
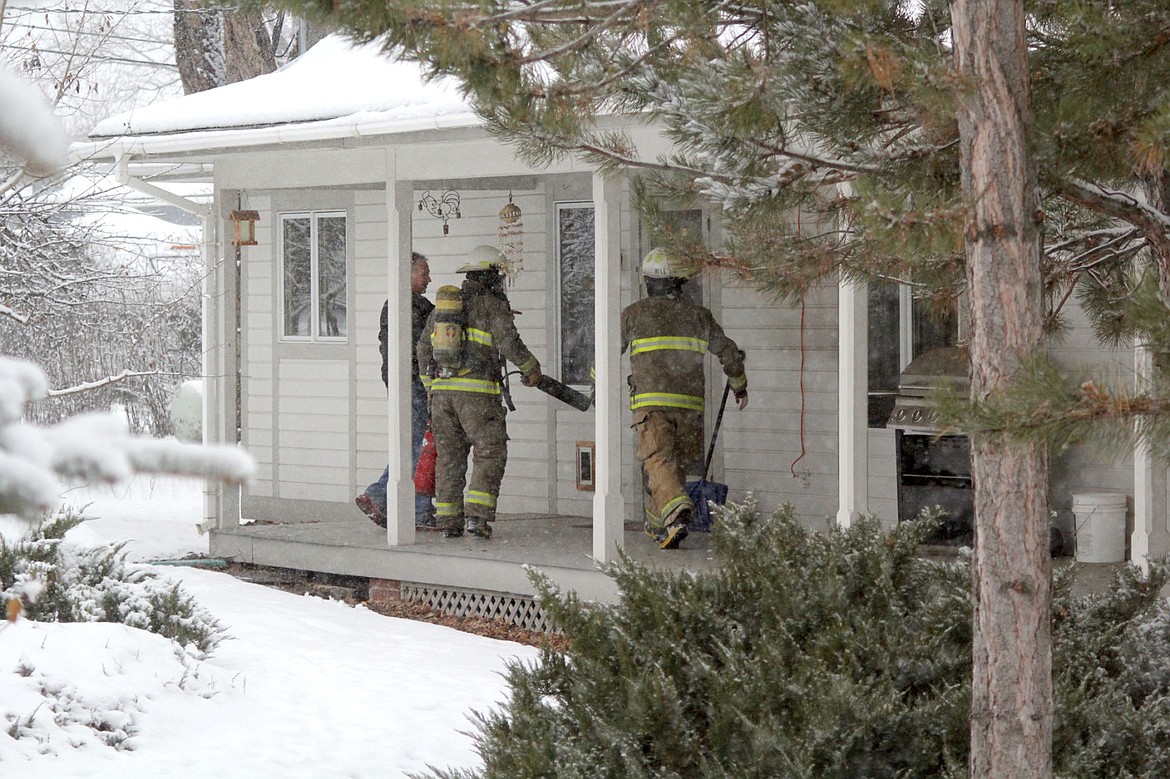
275, 411, 349, 434
280, 430, 349, 451
247, 396, 274, 414
282, 483, 350, 502
280, 463, 349, 485
247, 363, 273, 380
247, 429, 273, 447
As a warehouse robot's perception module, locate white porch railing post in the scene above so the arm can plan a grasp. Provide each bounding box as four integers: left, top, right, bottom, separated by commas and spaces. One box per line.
385, 169, 416, 545
204, 198, 242, 531
837, 275, 868, 527
593, 171, 625, 563
1132, 342, 1169, 569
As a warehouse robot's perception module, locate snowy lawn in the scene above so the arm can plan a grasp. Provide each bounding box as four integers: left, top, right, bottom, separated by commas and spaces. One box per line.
0, 478, 538, 778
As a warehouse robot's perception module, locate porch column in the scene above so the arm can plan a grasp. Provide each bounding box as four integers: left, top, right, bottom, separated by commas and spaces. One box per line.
204, 198, 240, 531
593, 171, 624, 563
384, 171, 416, 545
837, 275, 868, 527
1132, 343, 1169, 569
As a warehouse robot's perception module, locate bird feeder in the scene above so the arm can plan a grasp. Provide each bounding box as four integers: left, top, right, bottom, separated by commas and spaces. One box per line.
229, 210, 260, 246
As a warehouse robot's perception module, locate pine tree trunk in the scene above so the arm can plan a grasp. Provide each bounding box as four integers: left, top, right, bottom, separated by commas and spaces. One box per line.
173, 0, 224, 95
951, 1, 1052, 777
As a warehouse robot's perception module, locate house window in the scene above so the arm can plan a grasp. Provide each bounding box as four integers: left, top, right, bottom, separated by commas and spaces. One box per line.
281, 211, 347, 340
867, 281, 959, 426
557, 203, 595, 386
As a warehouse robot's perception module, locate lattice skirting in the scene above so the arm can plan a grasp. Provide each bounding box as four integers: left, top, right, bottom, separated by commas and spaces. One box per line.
400, 582, 554, 633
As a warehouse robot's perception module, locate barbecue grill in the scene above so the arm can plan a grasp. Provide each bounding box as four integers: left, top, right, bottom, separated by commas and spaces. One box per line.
886, 345, 968, 434
886, 346, 973, 544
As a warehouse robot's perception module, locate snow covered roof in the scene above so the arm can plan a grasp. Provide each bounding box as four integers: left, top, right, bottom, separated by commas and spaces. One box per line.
80, 35, 477, 153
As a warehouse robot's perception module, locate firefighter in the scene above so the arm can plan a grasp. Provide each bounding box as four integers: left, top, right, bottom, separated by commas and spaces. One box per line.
621, 247, 748, 549
417, 245, 542, 539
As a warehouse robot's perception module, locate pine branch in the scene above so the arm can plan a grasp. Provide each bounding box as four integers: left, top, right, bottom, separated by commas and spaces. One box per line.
1055, 178, 1170, 250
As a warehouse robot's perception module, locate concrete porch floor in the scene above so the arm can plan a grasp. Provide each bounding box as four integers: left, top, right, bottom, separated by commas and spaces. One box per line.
209, 512, 723, 603
209, 511, 1129, 605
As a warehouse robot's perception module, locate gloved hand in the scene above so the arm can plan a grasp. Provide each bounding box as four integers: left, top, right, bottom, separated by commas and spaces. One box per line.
734, 388, 749, 410
521, 368, 543, 387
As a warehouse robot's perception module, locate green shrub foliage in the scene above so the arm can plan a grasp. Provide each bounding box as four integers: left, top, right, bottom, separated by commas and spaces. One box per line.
425, 503, 1170, 779
0, 507, 225, 655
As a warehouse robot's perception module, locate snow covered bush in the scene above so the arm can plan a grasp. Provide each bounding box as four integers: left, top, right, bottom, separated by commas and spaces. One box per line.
432, 503, 1170, 779
0, 507, 225, 654
0, 356, 253, 521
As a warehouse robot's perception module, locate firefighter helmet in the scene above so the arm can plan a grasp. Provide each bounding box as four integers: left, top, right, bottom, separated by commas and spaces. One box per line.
456, 245, 507, 273
641, 247, 696, 280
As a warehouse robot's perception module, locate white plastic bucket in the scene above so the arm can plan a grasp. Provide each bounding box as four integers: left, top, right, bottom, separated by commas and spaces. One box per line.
170, 379, 203, 444
1072, 492, 1128, 563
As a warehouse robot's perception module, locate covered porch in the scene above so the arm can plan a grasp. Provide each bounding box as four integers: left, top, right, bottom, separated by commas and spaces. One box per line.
209, 511, 721, 630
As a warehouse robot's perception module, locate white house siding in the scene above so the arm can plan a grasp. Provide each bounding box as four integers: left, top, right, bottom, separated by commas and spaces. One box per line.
866, 427, 899, 528
240, 193, 275, 501
719, 279, 841, 525
237, 183, 365, 521
352, 188, 392, 496
1046, 298, 1135, 545
352, 185, 558, 517
230, 155, 1128, 542
275, 359, 352, 502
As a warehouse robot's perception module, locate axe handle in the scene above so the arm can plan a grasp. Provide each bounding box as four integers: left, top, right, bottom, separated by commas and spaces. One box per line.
535, 375, 593, 412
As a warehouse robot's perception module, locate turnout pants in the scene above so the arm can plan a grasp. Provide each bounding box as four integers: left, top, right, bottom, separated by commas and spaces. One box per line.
430, 391, 509, 530
633, 408, 703, 528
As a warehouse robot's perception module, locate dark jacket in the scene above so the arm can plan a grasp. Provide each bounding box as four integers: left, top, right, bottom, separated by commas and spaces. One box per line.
380, 293, 435, 387
620, 291, 746, 412
417, 278, 539, 395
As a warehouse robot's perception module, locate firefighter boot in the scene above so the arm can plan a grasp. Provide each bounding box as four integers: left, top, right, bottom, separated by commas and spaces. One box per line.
659, 504, 693, 550
465, 516, 493, 539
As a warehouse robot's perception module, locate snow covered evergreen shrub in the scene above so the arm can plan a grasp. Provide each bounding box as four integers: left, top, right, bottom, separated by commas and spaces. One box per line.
0, 507, 225, 654
428, 503, 1170, 779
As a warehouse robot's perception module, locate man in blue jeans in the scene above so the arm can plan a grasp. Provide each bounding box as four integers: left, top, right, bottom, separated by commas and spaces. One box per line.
356, 252, 437, 529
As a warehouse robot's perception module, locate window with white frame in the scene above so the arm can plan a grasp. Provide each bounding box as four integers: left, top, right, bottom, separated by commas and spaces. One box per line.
557, 202, 595, 386
280, 211, 347, 340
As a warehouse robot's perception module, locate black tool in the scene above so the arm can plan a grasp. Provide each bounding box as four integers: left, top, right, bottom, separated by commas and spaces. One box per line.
686, 379, 732, 531
535, 374, 593, 412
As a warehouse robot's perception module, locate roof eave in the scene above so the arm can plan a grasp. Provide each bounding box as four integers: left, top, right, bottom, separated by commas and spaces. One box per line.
69, 111, 482, 166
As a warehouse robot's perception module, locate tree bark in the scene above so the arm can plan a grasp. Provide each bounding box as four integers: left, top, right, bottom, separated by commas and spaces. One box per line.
951, 1, 1052, 777
173, 0, 224, 95
224, 8, 276, 84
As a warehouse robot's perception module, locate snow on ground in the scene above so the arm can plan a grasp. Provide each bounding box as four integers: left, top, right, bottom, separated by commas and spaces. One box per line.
0, 477, 538, 778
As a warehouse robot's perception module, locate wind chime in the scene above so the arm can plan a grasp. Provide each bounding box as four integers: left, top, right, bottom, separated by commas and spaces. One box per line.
497, 190, 524, 284
417, 189, 461, 235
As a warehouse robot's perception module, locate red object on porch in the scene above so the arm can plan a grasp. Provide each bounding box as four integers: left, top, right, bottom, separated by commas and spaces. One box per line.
414, 430, 436, 496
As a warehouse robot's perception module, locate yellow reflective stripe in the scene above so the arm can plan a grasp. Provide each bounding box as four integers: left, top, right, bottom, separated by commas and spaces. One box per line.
435, 500, 463, 517
630, 392, 704, 411
430, 377, 501, 394
466, 328, 493, 347
729, 373, 747, 391
466, 490, 496, 508
661, 495, 691, 520
420, 375, 433, 389
630, 336, 707, 355
517, 357, 538, 374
